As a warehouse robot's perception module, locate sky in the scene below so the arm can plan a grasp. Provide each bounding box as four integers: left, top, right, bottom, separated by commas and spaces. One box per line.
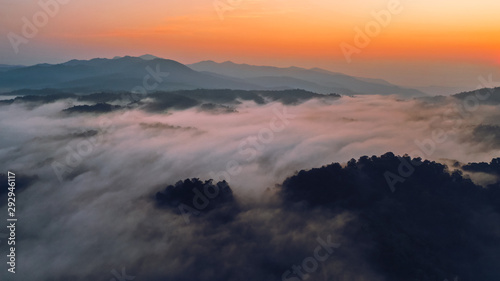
0, 0, 499, 88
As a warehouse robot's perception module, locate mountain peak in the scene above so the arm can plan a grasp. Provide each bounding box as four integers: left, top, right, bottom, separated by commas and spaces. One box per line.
139, 54, 162, 60
221, 61, 238, 65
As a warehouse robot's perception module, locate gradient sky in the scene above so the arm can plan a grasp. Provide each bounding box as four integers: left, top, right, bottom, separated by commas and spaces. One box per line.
1, 0, 499, 88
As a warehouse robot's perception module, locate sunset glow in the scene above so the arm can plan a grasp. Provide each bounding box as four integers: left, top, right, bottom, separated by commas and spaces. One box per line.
1, 0, 499, 86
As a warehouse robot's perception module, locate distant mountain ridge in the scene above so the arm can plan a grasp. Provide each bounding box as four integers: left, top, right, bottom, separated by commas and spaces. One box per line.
189, 60, 426, 97
0, 56, 262, 93
453, 87, 500, 104
0, 55, 425, 97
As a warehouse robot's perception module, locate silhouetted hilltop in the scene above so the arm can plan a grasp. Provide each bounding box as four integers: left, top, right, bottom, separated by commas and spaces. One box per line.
453, 87, 500, 105
155, 153, 500, 281
280, 153, 500, 281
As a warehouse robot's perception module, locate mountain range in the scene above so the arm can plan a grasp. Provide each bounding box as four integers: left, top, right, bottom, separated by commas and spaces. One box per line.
189, 60, 424, 97
0, 55, 426, 97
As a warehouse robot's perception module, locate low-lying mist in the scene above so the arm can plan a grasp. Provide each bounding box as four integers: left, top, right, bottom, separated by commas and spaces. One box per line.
0, 92, 499, 281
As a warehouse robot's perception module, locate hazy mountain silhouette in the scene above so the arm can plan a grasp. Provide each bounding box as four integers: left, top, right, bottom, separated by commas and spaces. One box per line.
0, 56, 263, 93
139, 54, 163, 60
189, 60, 426, 97
0, 56, 425, 97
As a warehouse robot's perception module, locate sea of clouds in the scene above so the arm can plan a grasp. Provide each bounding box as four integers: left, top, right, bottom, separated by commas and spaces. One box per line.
0, 94, 499, 280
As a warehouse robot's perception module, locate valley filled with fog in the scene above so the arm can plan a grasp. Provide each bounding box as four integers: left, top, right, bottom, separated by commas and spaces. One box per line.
1, 89, 500, 280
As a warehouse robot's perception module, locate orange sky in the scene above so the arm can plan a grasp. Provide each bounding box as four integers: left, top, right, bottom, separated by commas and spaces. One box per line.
1, 0, 499, 87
